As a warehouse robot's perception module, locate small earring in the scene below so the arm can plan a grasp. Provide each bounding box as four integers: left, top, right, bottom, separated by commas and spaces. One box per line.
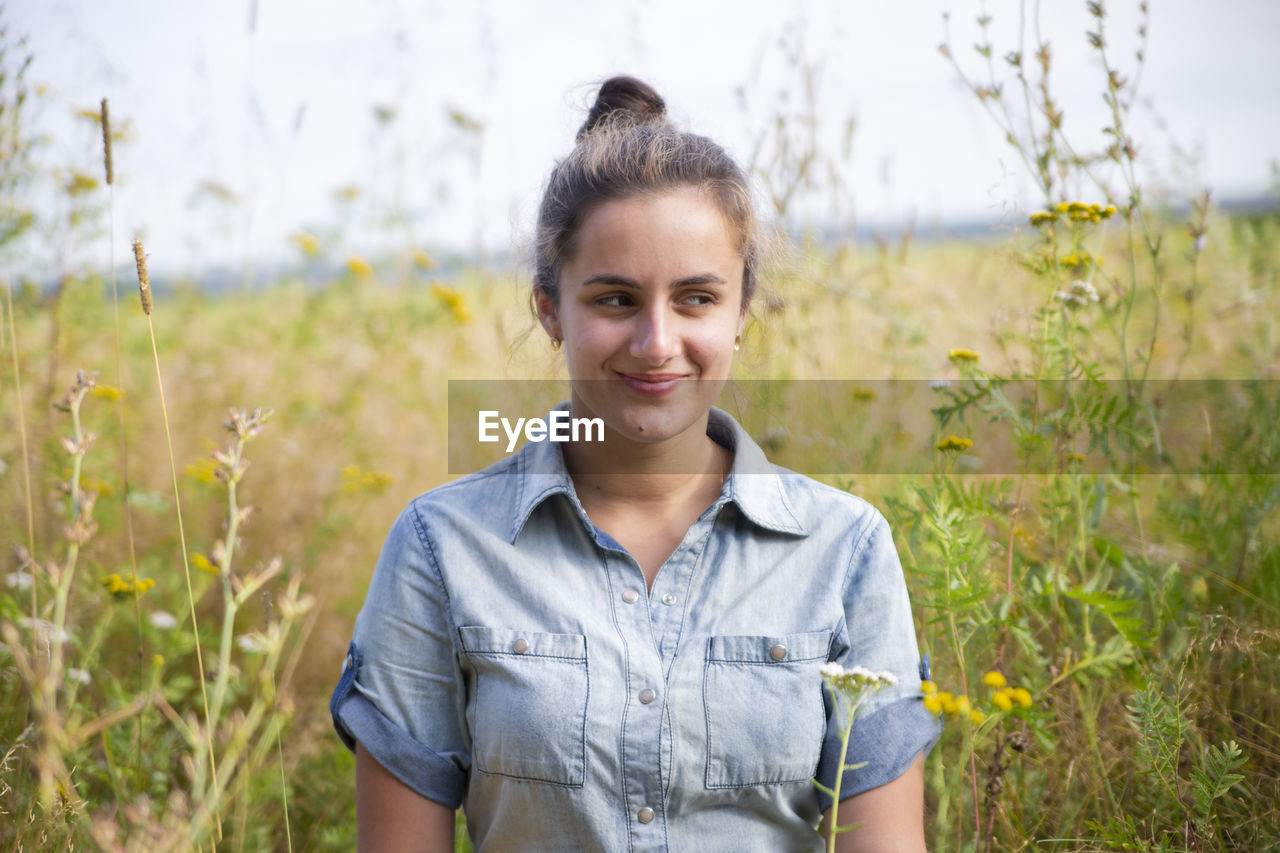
733, 335, 741, 352
550, 337, 562, 352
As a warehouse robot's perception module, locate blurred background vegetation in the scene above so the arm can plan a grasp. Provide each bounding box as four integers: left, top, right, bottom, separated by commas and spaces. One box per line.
2, 1, 1278, 849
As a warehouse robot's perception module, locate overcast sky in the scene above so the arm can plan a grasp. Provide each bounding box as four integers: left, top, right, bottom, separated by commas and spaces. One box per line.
11, 0, 1280, 278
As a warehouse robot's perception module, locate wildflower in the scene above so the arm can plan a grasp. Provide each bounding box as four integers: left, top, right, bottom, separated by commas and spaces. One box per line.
290, 231, 321, 257
948, 348, 981, 363
982, 670, 1007, 689
1067, 452, 1087, 463
430, 282, 472, 324
185, 457, 220, 484
412, 248, 437, 270
191, 552, 219, 575
18, 618, 69, 644
1061, 254, 1081, 268
939, 691, 958, 715
1029, 211, 1057, 226
928, 380, 952, 390
1011, 687, 1033, 708
67, 668, 91, 685
237, 634, 265, 654
1055, 202, 1070, 213
951, 695, 972, 718
851, 386, 878, 401
1103, 204, 1117, 218
993, 689, 1014, 711
820, 662, 898, 692
923, 694, 943, 715
342, 464, 394, 495
1054, 279, 1100, 308
100, 573, 155, 598
346, 255, 373, 278
149, 611, 178, 630
66, 171, 100, 196
969, 709, 986, 725
936, 435, 974, 452
4, 571, 33, 590
90, 384, 123, 401
920, 680, 937, 696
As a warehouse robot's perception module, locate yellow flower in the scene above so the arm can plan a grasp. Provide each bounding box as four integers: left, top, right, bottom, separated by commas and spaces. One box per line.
346, 255, 373, 278
1011, 687, 1033, 708
412, 249, 437, 270
185, 458, 219, 484
970, 709, 987, 725
852, 387, 878, 401
982, 670, 1007, 689
920, 680, 937, 696
952, 695, 972, 717
935, 435, 974, 452
1103, 204, 1117, 218
1067, 452, 1086, 463
1062, 254, 1081, 267
430, 282, 472, 324
939, 691, 957, 715
993, 689, 1014, 711
343, 464, 394, 495
192, 552, 219, 575
948, 348, 981, 363
90, 384, 123, 401
66, 172, 100, 196
1055, 202, 1070, 213
923, 694, 943, 716
291, 231, 321, 257
1029, 211, 1057, 226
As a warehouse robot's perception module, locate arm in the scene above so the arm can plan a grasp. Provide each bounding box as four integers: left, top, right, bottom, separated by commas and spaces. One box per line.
357, 742, 456, 852
825, 751, 927, 853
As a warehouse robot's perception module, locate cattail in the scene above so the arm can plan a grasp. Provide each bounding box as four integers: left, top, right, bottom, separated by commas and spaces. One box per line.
132, 240, 152, 314
100, 98, 114, 186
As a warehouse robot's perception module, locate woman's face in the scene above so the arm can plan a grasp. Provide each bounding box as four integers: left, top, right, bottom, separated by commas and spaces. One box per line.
536, 186, 748, 448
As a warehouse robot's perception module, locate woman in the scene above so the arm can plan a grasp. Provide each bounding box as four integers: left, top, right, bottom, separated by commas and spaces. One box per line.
331, 76, 939, 852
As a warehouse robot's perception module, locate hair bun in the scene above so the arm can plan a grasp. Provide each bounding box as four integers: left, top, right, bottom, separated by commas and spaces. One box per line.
576, 75, 667, 141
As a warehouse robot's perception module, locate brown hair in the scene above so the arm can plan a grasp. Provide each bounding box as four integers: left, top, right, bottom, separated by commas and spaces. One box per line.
533, 76, 761, 310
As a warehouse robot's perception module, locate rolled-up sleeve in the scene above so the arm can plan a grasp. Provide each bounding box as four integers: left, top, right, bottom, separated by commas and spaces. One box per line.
815, 509, 941, 810
330, 502, 469, 808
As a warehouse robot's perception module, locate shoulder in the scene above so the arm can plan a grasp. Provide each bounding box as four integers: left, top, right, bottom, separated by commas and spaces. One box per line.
770, 464, 889, 547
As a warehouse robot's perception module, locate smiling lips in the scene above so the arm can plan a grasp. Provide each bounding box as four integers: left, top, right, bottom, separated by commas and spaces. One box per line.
618, 372, 686, 396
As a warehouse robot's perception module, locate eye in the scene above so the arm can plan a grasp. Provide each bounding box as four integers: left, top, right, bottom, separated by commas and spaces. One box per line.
680, 292, 716, 306
596, 293, 634, 308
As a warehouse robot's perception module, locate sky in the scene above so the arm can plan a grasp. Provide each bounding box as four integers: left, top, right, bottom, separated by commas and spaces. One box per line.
10, 0, 1280, 279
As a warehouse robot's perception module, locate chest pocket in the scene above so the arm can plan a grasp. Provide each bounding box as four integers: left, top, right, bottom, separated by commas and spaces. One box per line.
702, 630, 830, 788
457, 626, 589, 787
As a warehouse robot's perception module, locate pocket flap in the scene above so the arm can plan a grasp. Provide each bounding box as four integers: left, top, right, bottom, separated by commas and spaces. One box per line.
705, 630, 831, 663
458, 625, 587, 660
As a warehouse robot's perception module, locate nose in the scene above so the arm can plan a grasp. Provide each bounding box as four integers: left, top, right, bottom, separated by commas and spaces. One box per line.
630, 303, 680, 365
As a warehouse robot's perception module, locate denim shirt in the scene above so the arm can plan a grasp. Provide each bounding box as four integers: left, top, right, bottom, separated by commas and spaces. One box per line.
331, 406, 940, 852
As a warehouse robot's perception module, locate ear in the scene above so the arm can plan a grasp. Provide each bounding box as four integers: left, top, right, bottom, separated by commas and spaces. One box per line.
533, 280, 562, 341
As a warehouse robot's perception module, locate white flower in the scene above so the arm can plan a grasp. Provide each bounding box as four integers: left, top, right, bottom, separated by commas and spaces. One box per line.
18, 618, 68, 644
876, 670, 899, 686
67, 668, 91, 685
928, 379, 952, 390
236, 634, 265, 654
4, 571, 33, 590
148, 611, 178, 630
820, 661, 845, 679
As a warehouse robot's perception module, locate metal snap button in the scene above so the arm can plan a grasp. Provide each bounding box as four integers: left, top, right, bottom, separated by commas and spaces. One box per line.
637, 807, 655, 824
770, 644, 788, 661
639, 688, 655, 705
661, 593, 676, 605
622, 589, 640, 604
512, 638, 529, 654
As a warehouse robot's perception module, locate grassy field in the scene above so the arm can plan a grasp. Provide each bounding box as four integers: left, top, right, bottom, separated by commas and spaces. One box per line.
3, 5, 1280, 850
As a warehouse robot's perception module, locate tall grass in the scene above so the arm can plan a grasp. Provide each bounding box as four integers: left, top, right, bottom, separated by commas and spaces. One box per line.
1, 2, 1278, 849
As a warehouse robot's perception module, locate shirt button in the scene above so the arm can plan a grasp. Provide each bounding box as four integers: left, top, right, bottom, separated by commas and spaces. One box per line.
770, 644, 788, 661
512, 638, 529, 654
637, 807, 655, 824
639, 688, 655, 704
661, 593, 676, 605
622, 590, 640, 604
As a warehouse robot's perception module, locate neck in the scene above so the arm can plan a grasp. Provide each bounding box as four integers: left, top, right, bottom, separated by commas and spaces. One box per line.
562, 411, 730, 509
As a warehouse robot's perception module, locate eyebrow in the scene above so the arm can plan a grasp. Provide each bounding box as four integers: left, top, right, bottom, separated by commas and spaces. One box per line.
579, 273, 728, 289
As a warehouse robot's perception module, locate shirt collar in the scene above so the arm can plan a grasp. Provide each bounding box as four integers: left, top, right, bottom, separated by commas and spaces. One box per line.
506, 404, 808, 543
